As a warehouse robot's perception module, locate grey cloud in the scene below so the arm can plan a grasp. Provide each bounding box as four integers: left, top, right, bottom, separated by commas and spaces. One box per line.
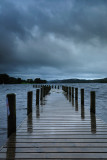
0, 0, 107, 79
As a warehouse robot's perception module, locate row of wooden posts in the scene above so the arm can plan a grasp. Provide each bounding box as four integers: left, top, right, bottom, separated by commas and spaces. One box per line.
62, 86, 96, 114
6, 85, 51, 137
62, 86, 96, 133
6, 84, 95, 137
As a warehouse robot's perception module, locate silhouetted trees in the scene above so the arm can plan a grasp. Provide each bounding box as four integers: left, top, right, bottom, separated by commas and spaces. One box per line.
0, 74, 47, 84
34, 78, 47, 84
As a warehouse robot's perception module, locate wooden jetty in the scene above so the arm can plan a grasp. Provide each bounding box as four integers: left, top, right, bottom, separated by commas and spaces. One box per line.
1, 88, 107, 159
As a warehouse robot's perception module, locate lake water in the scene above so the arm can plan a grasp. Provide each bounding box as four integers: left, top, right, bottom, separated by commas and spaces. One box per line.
0, 83, 107, 148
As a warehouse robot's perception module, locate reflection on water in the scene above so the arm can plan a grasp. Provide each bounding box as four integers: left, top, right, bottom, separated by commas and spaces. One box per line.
81, 104, 85, 119
63, 92, 68, 100
27, 113, 33, 133
6, 134, 16, 160
91, 112, 96, 134
36, 105, 40, 118
72, 97, 74, 106
75, 99, 78, 111
69, 94, 71, 102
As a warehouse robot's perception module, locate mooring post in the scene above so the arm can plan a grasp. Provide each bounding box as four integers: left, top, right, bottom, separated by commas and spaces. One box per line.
27, 91, 33, 115
36, 89, 39, 105
81, 89, 84, 119
81, 89, 84, 106
6, 93, 16, 137
90, 91, 96, 114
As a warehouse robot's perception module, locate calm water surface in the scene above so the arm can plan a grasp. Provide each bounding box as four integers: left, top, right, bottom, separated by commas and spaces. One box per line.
0, 83, 107, 148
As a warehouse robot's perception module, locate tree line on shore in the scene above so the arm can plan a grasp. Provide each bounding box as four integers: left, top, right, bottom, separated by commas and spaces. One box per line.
0, 74, 47, 84
1, 73, 107, 84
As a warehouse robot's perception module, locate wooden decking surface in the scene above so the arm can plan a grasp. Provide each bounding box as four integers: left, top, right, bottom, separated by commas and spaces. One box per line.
0, 89, 107, 159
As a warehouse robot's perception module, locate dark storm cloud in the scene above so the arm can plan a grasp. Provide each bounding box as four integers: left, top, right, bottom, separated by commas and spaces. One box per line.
0, 0, 107, 79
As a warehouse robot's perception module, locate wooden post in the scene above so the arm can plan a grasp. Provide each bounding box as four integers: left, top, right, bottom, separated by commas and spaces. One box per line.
36, 89, 39, 105
6, 93, 16, 137
27, 91, 33, 115
81, 89, 85, 119
58, 86, 59, 89
72, 87, 74, 98
90, 91, 96, 114
81, 89, 84, 106
75, 88, 78, 100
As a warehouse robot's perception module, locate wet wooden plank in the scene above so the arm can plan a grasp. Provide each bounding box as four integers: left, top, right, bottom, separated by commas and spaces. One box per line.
4, 142, 107, 148
1, 147, 107, 153
16, 131, 107, 135
7, 138, 107, 143
13, 135, 107, 138
1, 153, 107, 159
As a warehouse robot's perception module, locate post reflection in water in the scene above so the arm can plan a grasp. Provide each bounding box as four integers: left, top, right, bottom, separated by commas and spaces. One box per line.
69, 94, 71, 102
81, 104, 85, 119
75, 99, 78, 111
91, 112, 96, 134
41, 101, 44, 113
63, 92, 68, 101
6, 134, 16, 160
27, 113, 33, 133
66, 91, 68, 100
36, 105, 40, 118
72, 97, 74, 106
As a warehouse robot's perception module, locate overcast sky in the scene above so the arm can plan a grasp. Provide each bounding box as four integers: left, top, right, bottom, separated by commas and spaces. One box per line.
0, 0, 107, 80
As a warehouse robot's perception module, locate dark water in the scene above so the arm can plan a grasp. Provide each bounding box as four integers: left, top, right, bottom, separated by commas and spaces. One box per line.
0, 83, 107, 148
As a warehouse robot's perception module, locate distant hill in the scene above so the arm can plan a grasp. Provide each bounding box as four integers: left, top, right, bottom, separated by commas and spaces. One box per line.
49, 78, 107, 83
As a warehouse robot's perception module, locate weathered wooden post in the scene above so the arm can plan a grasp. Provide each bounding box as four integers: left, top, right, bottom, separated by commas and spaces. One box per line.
81, 89, 84, 106
81, 89, 85, 119
36, 89, 39, 105
75, 88, 78, 111
72, 87, 74, 98
27, 91, 33, 115
6, 93, 16, 137
90, 91, 96, 114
